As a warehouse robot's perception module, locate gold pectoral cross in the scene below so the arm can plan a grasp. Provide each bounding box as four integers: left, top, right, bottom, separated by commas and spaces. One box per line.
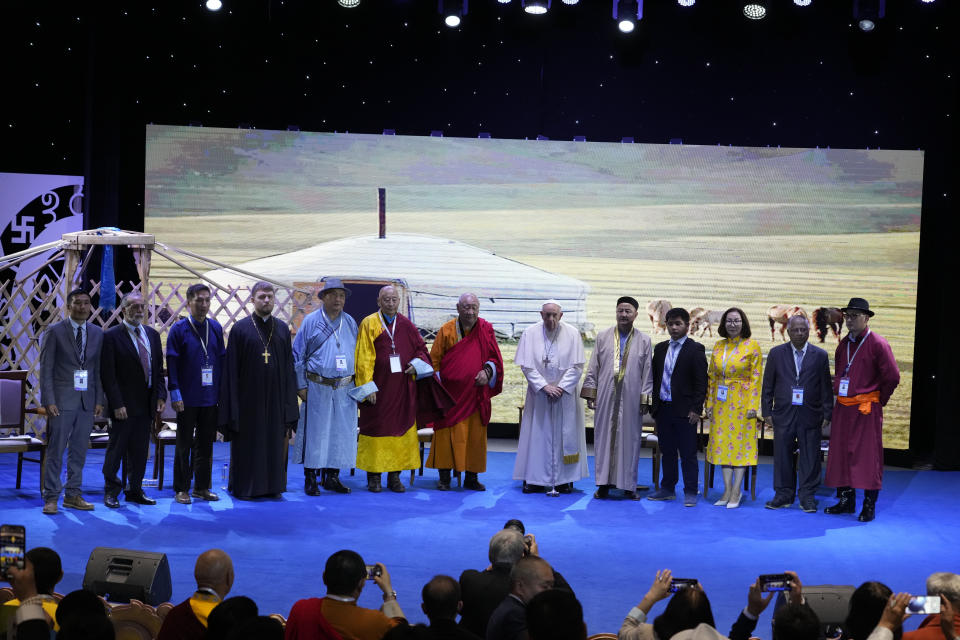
262, 349, 271, 364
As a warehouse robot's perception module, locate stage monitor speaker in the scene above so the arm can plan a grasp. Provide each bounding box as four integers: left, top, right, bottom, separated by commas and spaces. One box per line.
774, 584, 855, 639
82, 547, 172, 605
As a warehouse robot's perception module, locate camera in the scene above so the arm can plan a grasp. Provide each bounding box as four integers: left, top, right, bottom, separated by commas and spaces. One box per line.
366, 564, 382, 580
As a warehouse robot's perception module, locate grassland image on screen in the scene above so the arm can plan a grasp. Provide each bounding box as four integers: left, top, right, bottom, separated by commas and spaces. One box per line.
144, 125, 921, 448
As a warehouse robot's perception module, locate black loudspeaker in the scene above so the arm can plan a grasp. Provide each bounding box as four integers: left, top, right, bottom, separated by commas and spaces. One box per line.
774, 584, 855, 639
82, 547, 173, 605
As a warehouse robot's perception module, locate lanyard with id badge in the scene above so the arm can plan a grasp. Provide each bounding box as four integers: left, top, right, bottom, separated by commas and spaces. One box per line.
189, 317, 215, 387
839, 330, 871, 397
791, 348, 805, 406
380, 313, 403, 373
323, 308, 349, 374
716, 342, 733, 402
74, 325, 88, 391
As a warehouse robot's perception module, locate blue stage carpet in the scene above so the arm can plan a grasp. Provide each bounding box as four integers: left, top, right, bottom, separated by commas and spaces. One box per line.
2, 442, 957, 636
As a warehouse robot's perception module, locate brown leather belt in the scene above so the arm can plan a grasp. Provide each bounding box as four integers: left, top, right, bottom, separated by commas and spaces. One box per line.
305, 372, 353, 388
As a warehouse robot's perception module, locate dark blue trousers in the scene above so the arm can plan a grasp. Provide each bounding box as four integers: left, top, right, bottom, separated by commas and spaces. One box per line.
656, 404, 699, 495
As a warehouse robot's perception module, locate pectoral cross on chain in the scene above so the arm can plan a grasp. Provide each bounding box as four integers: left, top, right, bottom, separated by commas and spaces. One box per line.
542, 354, 552, 366
262, 349, 271, 364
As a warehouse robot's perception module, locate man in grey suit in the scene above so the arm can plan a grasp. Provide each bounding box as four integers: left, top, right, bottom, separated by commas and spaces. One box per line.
39, 288, 104, 514
761, 315, 833, 513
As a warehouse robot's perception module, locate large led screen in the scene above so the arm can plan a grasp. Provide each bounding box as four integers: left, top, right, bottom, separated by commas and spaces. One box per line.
145, 125, 921, 448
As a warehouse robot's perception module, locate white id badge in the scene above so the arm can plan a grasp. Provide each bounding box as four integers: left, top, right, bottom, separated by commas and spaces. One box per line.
791, 387, 804, 406
716, 385, 728, 402
201, 367, 214, 386
838, 377, 850, 397
74, 369, 88, 391
389, 354, 402, 373
335, 355, 347, 372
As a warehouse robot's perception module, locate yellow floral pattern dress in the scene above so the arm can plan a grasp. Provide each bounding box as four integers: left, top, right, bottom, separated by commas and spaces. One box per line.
705, 337, 762, 466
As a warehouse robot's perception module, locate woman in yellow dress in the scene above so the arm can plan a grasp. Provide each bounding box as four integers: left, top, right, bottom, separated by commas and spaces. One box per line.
704, 307, 762, 508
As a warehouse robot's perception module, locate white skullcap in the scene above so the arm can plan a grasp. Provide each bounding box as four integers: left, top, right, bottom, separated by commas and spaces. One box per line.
542, 299, 562, 311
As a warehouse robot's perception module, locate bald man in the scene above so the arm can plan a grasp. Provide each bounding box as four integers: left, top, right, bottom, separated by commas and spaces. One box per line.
425, 293, 504, 491
354, 286, 452, 493
157, 549, 234, 640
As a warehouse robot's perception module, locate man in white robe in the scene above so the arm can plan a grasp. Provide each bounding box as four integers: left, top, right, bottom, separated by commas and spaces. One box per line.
513, 300, 588, 495
581, 296, 653, 500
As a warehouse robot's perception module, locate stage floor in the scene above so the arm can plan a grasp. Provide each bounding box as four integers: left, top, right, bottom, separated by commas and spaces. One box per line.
1, 440, 957, 635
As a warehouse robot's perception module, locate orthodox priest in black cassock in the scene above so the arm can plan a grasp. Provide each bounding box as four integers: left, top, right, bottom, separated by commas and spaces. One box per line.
222, 309, 299, 498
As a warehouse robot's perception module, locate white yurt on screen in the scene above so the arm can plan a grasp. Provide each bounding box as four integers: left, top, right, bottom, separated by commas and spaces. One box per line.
203, 233, 591, 338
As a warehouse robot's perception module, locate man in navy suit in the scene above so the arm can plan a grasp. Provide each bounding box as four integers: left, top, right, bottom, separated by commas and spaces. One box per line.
762, 315, 833, 513
100, 292, 166, 508
647, 308, 708, 506
38, 288, 104, 514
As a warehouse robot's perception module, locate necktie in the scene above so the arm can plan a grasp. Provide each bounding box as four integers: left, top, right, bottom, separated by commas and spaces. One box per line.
661, 341, 680, 400
75, 326, 84, 366
135, 328, 150, 384
794, 349, 803, 376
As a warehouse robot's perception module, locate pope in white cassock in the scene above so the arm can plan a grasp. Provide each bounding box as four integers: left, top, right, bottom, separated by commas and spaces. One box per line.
513, 300, 588, 494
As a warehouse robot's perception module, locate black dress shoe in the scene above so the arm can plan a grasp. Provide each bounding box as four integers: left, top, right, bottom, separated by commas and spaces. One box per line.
522, 482, 545, 494
436, 481, 451, 491
463, 478, 486, 491
125, 493, 157, 505
191, 489, 220, 501
104, 494, 120, 509
593, 485, 610, 499
765, 496, 794, 510
557, 483, 573, 494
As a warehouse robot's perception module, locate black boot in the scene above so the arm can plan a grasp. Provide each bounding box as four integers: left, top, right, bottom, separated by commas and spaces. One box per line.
825, 487, 856, 514
366, 472, 382, 493
464, 471, 486, 491
323, 468, 351, 494
304, 469, 320, 496
858, 490, 878, 522
437, 469, 451, 491
387, 471, 406, 493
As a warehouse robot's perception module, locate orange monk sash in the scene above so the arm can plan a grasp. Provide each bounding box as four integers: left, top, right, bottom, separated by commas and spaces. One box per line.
837, 390, 881, 415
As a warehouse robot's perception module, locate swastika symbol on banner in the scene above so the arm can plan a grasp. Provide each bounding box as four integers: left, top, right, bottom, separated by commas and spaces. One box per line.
11, 215, 36, 244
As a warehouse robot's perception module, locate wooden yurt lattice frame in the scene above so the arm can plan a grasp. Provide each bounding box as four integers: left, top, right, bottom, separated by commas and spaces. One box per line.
0, 229, 310, 438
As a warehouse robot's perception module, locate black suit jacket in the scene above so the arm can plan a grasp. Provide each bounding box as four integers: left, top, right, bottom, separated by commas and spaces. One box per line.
459, 563, 573, 639
761, 342, 833, 426
651, 337, 708, 419
485, 596, 526, 640
102, 323, 166, 416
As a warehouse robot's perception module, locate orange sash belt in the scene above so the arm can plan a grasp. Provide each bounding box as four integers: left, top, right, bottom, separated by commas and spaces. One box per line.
837, 390, 881, 415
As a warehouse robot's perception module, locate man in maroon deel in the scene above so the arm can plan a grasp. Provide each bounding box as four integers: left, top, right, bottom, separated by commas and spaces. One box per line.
824, 297, 900, 523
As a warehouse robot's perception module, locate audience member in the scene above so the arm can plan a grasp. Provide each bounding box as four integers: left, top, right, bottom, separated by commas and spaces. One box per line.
459, 524, 573, 639
285, 549, 405, 640
844, 582, 900, 640
158, 549, 235, 640
417, 575, 480, 640
526, 589, 587, 640
619, 569, 716, 640
2, 547, 64, 636
206, 595, 259, 640
227, 615, 284, 640
56, 589, 114, 640
486, 556, 554, 640
773, 602, 822, 640
904, 573, 960, 640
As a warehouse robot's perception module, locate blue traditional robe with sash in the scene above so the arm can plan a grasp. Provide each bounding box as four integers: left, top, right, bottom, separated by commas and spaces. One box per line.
292, 307, 360, 469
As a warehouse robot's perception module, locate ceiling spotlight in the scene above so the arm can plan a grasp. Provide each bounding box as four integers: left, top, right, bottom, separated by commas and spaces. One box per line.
338, 0, 360, 7
854, 0, 885, 31
562, 0, 579, 4
743, 1, 767, 19
497, 0, 511, 3
205, 0, 222, 10
523, 0, 550, 14
678, 0, 695, 6
440, 0, 466, 26
793, 0, 811, 5
614, 0, 641, 32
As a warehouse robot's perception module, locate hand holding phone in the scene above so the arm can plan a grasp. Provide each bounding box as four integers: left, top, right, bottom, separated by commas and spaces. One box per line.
907, 596, 941, 615
0, 525, 26, 581
366, 564, 382, 580
759, 573, 793, 592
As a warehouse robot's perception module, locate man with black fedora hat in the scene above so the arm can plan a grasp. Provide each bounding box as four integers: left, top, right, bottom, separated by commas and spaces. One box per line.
292, 278, 360, 495
824, 297, 900, 522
